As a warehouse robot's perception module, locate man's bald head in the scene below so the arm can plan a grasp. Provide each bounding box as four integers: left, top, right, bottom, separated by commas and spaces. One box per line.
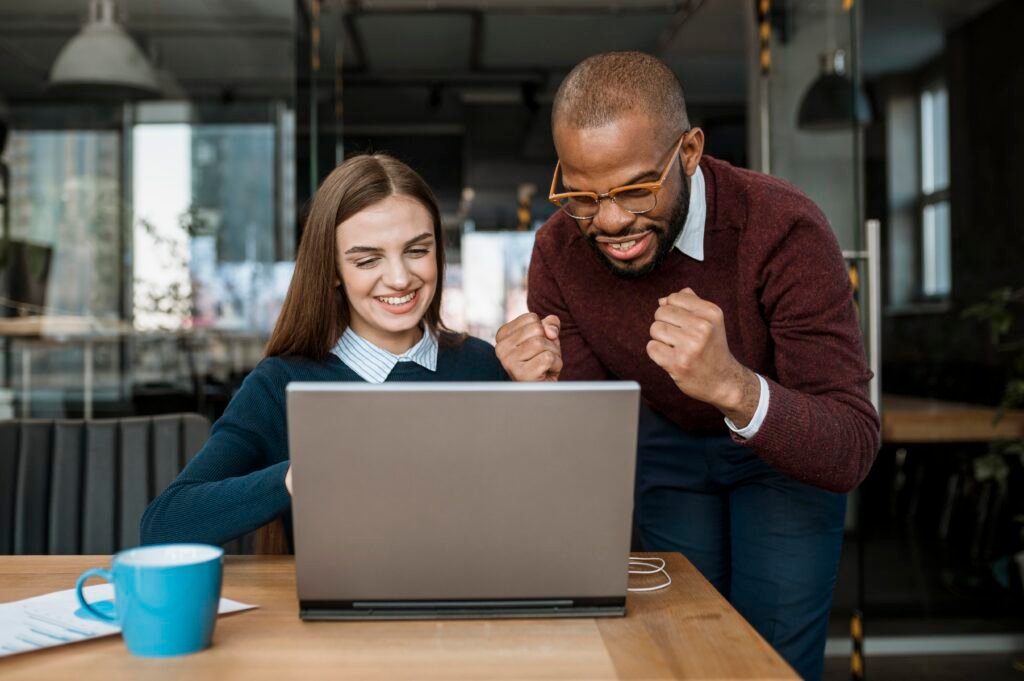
552, 51, 690, 144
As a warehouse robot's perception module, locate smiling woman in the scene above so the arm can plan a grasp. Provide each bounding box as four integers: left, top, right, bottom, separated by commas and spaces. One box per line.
266, 154, 460, 359
335, 195, 438, 355
139, 154, 507, 549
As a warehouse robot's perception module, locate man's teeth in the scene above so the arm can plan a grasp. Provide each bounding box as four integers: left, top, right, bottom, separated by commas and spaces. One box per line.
611, 240, 637, 251
378, 292, 416, 305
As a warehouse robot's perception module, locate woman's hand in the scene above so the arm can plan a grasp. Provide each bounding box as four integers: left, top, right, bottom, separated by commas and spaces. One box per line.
285, 465, 293, 496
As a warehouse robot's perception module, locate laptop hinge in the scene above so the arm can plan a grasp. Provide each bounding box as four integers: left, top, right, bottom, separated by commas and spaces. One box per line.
355, 599, 573, 610
300, 597, 625, 620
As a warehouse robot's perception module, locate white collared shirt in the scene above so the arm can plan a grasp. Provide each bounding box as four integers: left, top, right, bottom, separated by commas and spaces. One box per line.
330, 326, 438, 384
673, 166, 770, 439
673, 165, 706, 262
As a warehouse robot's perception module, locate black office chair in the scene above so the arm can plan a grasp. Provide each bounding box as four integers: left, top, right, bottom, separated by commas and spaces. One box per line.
0, 414, 210, 555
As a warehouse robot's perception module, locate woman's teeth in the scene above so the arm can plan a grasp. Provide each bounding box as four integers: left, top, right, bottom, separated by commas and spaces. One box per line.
377, 291, 416, 305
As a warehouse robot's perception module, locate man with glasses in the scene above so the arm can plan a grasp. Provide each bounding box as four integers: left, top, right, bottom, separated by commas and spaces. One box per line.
495, 51, 879, 681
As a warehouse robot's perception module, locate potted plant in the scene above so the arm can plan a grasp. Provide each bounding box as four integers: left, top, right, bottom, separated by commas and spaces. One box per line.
963, 287, 1024, 670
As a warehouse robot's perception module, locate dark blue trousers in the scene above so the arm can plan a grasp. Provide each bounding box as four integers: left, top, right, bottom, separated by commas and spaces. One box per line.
634, 405, 846, 681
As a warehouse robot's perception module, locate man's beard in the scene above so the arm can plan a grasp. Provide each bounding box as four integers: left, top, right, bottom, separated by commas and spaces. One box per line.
584, 175, 690, 279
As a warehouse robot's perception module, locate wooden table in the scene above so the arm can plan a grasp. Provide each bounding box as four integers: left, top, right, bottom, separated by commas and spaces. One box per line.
882, 394, 1024, 443
0, 554, 796, 680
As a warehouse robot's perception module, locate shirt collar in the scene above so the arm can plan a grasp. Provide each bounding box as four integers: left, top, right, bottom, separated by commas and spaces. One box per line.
673, 165, 706, 262
330, 326, 439, 384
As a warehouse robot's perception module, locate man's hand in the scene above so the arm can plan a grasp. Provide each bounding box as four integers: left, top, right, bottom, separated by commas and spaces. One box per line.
646, 288, 760, 427
495, 313, 563, 381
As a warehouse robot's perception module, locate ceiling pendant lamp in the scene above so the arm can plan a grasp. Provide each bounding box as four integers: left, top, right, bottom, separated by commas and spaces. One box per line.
797, 48, 871, 131
49, 0, 160, 100
796, 0, 871, 131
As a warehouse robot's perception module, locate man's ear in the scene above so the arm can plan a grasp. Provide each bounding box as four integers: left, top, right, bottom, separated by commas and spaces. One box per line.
681, 127, 705, 177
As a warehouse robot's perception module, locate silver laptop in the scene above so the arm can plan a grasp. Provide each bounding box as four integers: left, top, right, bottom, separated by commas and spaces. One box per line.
286, 381, 640, 620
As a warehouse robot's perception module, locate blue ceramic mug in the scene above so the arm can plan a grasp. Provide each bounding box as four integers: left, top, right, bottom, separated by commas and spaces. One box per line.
75, 544, 224, 657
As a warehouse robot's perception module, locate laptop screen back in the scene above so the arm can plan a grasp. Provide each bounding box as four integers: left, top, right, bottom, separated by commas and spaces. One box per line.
287, 382, 639, 610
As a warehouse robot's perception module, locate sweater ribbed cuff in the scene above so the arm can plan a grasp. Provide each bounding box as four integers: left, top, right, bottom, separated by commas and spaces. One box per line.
730, 375, 808, 471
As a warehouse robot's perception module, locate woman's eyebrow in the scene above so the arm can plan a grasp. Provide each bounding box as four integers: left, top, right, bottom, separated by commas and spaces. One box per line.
404, 233, 434, 246
344, 232, 433, 255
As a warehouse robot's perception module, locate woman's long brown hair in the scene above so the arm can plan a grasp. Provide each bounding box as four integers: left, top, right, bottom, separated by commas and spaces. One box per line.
265, 154, 459, 359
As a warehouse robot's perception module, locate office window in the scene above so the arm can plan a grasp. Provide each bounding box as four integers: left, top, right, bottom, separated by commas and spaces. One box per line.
3, 126, 126, 416
6, 129, 122, 318
919, 83, 951, 298
132, 105, 295, 333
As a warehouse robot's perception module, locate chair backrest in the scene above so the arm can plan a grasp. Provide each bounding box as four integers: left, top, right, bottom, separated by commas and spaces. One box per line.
254, 518, 290, 555
0, 414, 210, 555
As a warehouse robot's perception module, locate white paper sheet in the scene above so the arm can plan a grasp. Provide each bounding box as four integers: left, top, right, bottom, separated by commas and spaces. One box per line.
0, 584, 257, 657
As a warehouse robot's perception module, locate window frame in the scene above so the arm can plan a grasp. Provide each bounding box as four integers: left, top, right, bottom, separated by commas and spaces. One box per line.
915, 69, 952, 302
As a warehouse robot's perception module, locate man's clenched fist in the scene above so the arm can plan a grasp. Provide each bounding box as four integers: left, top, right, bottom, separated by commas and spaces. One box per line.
495, 313, 563, 381
647, 288, 760, 426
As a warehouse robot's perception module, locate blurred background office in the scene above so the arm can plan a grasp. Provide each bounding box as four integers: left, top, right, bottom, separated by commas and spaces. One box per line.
1, 1, 1022, 678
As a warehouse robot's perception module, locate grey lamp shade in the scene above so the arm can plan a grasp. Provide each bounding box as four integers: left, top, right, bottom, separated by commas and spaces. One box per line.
797, 50, 872, 131
49, 0, 159, 100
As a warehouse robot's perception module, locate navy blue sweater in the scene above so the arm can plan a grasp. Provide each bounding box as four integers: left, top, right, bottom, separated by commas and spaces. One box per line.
140, 336, 507, 547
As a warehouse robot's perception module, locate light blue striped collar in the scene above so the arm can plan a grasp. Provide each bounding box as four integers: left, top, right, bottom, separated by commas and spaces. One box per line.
673, 165, 706, 262
330, 326, 438, 383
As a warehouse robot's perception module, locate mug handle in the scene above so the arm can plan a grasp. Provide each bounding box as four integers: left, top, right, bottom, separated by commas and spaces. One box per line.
75, 568, 117, 622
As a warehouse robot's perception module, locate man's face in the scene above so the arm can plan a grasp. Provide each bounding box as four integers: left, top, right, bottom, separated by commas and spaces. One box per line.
553, 113, 700, 278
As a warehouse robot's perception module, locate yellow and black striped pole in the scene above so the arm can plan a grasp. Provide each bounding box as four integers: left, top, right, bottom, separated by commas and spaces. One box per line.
847, 255, 864, 681
757, 0, 771, 76
840, 0, 866, 672
755, 0, 772, 173
851, 610, 864, 679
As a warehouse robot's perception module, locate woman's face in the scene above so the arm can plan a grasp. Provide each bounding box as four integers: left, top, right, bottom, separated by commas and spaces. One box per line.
335, 194, 438, 354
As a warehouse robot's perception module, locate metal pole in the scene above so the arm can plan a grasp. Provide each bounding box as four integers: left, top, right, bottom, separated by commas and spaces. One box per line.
20, 343, 29, 417
866, 219, 882, 412
848, 1, 868, 678
309, 0, 321, 188
83, 339, 94, 420
759, 76, 772, 174
756, 0, 772, 174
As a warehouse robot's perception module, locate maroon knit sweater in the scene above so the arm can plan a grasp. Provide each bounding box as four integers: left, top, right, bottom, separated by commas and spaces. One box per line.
527, 155, 880, 493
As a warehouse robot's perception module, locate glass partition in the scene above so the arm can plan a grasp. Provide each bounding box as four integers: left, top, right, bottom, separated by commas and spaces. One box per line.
0, 2, 296, 419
